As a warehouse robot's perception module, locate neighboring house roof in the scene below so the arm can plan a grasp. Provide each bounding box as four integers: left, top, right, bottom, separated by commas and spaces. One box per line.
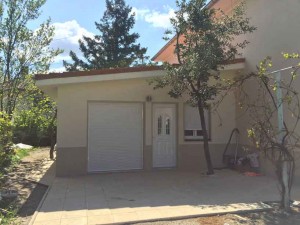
152, 0, 218, 62
206, 0, 221, 8
152, 0, 238, 63
151, 35, 177, 62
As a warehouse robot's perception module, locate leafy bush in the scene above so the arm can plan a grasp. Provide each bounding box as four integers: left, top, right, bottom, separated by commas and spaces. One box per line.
13, 108, 49, 146
13, 88, 56, 146
0, 111, 14, 170
0, 204, 18, 225
11, 148, 31, 164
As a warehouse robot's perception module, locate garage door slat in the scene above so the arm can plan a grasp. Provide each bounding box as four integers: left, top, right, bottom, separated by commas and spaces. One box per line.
88, 102, 143, 172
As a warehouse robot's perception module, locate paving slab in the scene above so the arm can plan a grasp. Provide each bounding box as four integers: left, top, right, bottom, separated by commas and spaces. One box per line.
30, 170, 300, 225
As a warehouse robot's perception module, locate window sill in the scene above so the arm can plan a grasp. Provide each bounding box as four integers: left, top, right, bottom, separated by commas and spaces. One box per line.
184, 139, 212, 142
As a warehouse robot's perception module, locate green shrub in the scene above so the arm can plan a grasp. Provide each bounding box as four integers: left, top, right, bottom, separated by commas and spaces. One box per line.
11, 148, 31, 164
13, 93, 56, 146
13, 108, 46, 146
0, 205, 18, 225
0, 111, 14, 170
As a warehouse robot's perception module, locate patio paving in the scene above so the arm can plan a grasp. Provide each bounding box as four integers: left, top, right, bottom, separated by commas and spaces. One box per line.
30, 170, 300, 225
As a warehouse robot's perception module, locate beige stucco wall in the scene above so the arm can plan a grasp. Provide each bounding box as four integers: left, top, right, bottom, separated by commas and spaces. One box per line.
57, 77, 237, 147
226, 0, 300, 140
231, 0, 300, 180
55, 74, 237, 176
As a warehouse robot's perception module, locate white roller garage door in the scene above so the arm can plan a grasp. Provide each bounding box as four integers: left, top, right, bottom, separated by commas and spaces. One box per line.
88, 102, 143, 172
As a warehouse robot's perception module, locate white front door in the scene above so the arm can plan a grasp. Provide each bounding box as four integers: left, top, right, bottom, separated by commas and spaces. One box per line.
153, 104, 176, 168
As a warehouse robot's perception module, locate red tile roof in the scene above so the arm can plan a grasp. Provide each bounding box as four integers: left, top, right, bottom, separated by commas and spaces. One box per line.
152, 0, 221, 62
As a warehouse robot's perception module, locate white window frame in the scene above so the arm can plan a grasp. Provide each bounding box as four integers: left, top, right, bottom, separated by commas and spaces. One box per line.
184, 104, 211, 141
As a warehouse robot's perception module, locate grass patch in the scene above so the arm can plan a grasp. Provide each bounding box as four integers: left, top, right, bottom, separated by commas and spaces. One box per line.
15, 148, 30, 159
0, 204, 19, 225
12, 148, 34, 164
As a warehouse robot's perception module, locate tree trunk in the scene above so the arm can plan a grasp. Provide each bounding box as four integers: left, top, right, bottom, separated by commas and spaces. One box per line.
197, 100, 214, 175
49, 139, 55, 160
49, 109, 57, 160
282, 160, 291, 211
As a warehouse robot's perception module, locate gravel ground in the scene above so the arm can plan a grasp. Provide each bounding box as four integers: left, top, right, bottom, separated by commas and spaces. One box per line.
134, 204, 300, 225
0, 147, 55, 225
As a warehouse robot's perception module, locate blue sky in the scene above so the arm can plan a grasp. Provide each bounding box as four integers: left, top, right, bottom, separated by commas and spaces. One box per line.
34, 0, 178, 72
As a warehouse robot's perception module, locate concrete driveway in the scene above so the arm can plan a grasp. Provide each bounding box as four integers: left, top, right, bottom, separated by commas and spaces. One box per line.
31, 170, 299, 225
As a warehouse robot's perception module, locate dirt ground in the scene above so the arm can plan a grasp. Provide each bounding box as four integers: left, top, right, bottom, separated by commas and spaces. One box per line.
0, 147, 55, 225
135, 203, 300, 225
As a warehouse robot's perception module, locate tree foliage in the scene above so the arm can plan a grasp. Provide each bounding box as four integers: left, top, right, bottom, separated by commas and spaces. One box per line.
151, 0, 256, 174
64, 0, 148, 71
0, 0, 61, 117
0, 111, 14, 169
13, 80, 56, 146
0, 0, 61, 164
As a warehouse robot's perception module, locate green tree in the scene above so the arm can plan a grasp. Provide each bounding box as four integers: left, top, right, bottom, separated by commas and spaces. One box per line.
151, 0, 256, 174
13, 80, 56, 149
0, 111, 13, 169
0, 0, 61, 118
63, 0, 148, 71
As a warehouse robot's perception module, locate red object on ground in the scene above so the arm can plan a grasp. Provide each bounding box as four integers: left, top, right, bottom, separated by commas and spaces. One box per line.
244, 172, 263, 177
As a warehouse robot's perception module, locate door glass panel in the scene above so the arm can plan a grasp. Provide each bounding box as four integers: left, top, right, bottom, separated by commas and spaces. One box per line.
166, 117, 170, 135
158, 115, 162, 135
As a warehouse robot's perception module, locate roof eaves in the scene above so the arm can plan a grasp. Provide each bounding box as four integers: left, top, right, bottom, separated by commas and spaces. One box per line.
151, 35, 177, 61
35, 66, 163, 81
205, 0, 220, 9
35, 57, 244, 82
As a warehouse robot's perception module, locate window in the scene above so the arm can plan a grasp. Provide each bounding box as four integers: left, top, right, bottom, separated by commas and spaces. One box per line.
184, 104, 210, 141
158, 115, 162, 135
165, 117, 170, 135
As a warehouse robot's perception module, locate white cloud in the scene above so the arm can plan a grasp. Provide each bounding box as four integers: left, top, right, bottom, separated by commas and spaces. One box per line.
52, 20, 94, 45
131, 7, 150, 19
49, 66, 66, 73
132, 7, 175, 29
49, 20, 94, 70
52, 54, 72, 63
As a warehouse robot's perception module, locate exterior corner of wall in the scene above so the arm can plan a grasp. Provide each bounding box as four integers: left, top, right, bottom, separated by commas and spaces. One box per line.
56, 147, 87, 177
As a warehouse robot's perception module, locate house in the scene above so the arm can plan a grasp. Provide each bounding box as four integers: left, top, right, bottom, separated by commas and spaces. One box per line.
36, 62, 242, 176
36, 0, 300, 178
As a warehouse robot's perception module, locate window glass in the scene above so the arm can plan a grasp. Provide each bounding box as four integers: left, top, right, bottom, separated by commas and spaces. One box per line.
166, 117, 170, 135
184, 104, 210, 140
196, 130, 204, 136
184, 130, 193, 136
158, 115, 162, 135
